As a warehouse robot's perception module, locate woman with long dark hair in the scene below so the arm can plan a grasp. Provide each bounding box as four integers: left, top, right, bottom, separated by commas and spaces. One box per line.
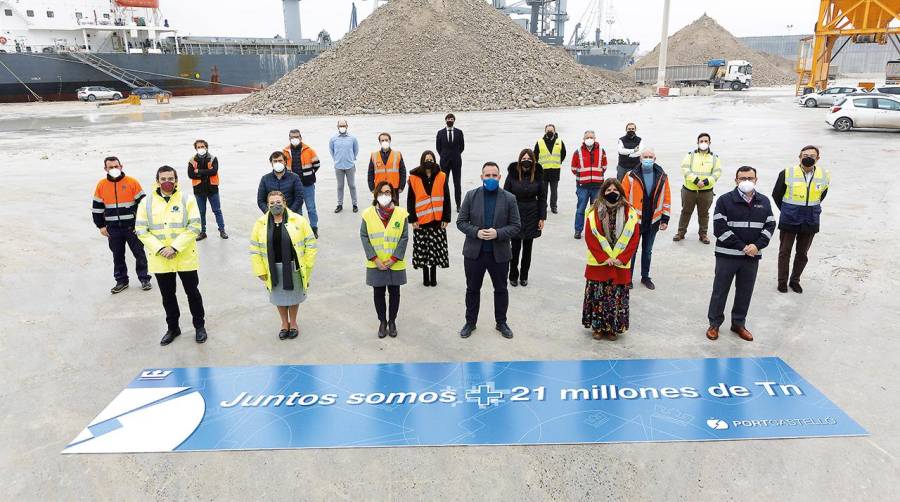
407, 150, 451, 286
504, 148, 547, 287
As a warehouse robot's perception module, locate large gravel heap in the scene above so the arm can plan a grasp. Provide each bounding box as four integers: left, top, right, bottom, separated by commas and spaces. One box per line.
224, 0, 639, 116
633, 14, 796, 87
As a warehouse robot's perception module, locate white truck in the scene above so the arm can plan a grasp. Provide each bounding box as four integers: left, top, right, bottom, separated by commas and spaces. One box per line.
634, 59, 753, 90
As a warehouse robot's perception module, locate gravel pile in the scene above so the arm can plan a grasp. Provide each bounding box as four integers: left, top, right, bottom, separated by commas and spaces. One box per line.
633, 14, 796, 87
223, 0, 639, 116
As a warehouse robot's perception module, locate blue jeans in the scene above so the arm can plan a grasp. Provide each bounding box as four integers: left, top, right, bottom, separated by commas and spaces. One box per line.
574, 186, 600, 233
630, 229, 658, 280
301, 183, 318, 228
195, 192, 225, 232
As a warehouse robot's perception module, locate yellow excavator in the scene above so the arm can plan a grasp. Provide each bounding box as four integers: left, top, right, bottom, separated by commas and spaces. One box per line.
796, 0, 900, 95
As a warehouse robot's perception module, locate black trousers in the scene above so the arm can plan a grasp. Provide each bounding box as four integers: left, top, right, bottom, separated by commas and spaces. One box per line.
373, 285, 400, 322
108, 225, 150, 284
422, 266, 438, 282
155, 271, 205, 331
547, 180, 559, 210
464, 250, 509, 325
441, 158, 463, 209
778, 231, 815, 285
707, 256, 759, 329
509, 238, 534, 282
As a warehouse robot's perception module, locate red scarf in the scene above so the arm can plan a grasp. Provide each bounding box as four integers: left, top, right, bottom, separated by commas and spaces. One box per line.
376, 204, 394, 226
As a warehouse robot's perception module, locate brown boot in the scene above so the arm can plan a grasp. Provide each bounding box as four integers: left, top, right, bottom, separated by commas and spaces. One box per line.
730, 325, 754, 342
699, 234, 710, 244
673, 233, 685, 242
605, 332, 618, 341
592, 330, 604, 340
706, 326, 719, 340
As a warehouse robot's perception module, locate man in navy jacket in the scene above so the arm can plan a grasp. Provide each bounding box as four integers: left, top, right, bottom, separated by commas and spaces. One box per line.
436, 113, 465, 212
706, 166, 776, 342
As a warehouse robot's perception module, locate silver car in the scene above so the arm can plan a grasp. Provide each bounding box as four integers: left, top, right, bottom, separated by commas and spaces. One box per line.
77, 86, 122, 102
826, 93, 900, 131
799, 86, 866, 108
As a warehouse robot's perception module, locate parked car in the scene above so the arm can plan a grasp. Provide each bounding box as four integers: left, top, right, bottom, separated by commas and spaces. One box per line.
131, 86, 170, 99
826, 93, 900, 131
874, 86, 900, 95
799, 87, 866, 108
77, 86, 122, 102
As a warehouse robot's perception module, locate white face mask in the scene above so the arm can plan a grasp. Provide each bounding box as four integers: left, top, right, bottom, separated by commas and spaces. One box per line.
738, 180, 756, 194
338, 126, 348, 134
377, 194, 393, 207
381, 141, 391, 151
584, 138, 595, 147
196, 148, 207, 156
107, 168, 122, 178
290, 138, 301, 147
698, 142, 710, 151
272, 162, 286, 173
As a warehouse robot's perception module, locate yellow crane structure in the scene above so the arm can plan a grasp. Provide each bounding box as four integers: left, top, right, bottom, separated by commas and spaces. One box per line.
796, 0, 900, 95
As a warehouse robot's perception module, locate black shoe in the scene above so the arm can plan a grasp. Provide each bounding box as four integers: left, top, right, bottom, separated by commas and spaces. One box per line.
278, 329, 290, 340
335, 205, 343, 213
510, 279, 518, 287
574, 232, 582, 240
429, 278, 437, 287
160, 329, 181, 346
551, 207, 558, 214
789, 282, 803, 294
496, 322, 514, 339
140, 280, 152, 291
110, 282, 129, 294
388, 321, 398, 338
641, 278, 656, 290
378, 321, 388, 339
287, 328, 299, 339
196, 232, 207, 241
520, 280, 528, 287
219, 229, 229, 239
353, 205, 359, 213
460, 323, 476, 338
195, 327, 208, 343
777, 283, 788, 293
312, 227, 319, 239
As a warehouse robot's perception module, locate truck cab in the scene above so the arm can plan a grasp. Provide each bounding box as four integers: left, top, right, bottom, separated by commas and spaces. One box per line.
710, 59, 752, 90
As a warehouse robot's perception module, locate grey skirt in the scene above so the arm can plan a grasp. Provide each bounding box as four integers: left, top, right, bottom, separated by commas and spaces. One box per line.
269, 262, 307, 307
365, 267, 407, 287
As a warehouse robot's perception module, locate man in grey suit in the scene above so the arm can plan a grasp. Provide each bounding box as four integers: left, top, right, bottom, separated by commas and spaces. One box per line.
457, 162, 522, 339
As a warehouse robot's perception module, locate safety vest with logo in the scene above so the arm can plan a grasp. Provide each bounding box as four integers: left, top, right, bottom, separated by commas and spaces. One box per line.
92, 175, 145, 227
621, 169, 671, 225
135, 187, 202, 273
249, 210, 317, 291
408, 171, 446, 224
680, 150, 722, 191
189, 155, 219, 187
282, 144, 320, 178
536, 139, 563, 170
362, 206, 407, 271
371, 150, 402, 188
779, 164, 831, 227
572, 145, 606, 185
585, 206, 639, 269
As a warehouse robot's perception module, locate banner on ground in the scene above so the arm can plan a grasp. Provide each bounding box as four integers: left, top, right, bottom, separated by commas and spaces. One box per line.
63, 357, 867, 453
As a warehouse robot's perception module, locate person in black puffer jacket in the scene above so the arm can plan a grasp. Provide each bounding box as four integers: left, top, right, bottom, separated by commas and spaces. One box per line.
503, 148, 547, 287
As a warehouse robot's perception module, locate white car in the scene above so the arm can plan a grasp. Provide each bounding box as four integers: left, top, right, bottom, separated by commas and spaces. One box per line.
799, 86, 866, 108
826, 93, 900, 131
77, 86, 122, 102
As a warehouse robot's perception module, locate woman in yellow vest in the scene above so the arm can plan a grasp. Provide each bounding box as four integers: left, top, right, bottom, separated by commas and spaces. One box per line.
582, 179, 641, 341
361, 181, 410, 339
250, 191, 318, 341
407, 150, 451, 287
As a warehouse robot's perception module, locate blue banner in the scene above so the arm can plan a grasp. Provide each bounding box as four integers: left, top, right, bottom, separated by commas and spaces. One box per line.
63, 357, 867, 453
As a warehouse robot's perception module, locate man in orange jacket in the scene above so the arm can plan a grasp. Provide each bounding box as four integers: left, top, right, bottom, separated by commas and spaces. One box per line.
621, 148, 671, 290
283, 129, 321, 238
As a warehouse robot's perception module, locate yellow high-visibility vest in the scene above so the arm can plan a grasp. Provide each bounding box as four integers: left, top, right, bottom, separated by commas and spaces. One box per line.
249, 210, 318, 291
362, 206, 407, 270
782, 165, 830, 206
135, 187, 201, 273
680, 150, 722, 191
536, 139, 563, 170
585, 206, 638, 269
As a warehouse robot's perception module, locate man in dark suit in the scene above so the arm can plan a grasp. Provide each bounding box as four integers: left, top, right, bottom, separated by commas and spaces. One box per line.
436, 113, 465, 212
457, 162, 522, 339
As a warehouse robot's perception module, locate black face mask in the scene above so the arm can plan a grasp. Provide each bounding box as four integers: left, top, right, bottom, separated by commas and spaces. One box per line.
545, 132, 555, 139
446, 121, 454, 128
423, 160, 437, 169
801, 157, 816, 168
626, 131, 636, 138
520, 160, 533, 169
604, 192, 620, 204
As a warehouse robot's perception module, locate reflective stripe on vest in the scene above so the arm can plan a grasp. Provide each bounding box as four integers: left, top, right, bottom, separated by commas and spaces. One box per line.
409, 171, 446, 224
575, 147, 604, 184
362, 206, 407, 270
373, 151, 401, 187
683, 151, 720, 191
144, 191, 191, 242
782, 165, 829, 207
190, 156, 220, 187
537, 140, 562, 170
585, 207, 638, 269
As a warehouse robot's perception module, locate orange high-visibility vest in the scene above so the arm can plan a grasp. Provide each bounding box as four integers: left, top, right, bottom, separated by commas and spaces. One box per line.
189, 156, 219, 187
621, 170, 672, 225
408, 171, 446, 224
372, 150, 402, 188
283, 144, 320, 177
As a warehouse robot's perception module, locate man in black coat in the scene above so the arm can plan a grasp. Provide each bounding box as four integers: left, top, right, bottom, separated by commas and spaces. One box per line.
436, 113, 465, 212
456, 162, 521, 340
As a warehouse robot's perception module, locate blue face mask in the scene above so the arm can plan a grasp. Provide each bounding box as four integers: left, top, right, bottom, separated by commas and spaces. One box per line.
641, 158, 654, 169
483, 178, 499, 191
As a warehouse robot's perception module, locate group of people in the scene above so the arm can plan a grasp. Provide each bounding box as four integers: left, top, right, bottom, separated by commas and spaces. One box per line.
91, 116, 830, 346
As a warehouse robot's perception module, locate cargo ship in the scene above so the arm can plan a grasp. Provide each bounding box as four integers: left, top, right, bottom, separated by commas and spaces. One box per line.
0, 0, 332, 102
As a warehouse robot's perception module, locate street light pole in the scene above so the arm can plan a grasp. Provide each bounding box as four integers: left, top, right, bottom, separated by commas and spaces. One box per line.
656, 0, 671, 90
